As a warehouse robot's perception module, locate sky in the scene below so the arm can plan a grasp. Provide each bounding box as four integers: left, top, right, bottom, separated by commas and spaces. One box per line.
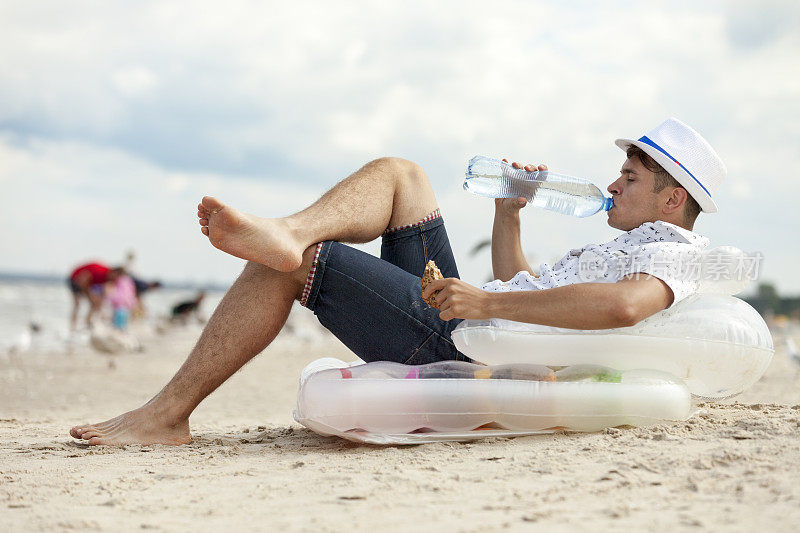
1, 0, 799, 293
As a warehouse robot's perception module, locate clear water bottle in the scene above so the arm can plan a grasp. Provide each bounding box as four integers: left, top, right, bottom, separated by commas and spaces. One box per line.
463, 155, 614, 217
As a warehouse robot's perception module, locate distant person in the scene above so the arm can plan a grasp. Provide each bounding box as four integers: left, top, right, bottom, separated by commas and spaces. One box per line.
123, 249, 137, 272
133, 278, 163, 298
170, 291, 206, 324
67, 262, 123, 330
107, 273, 139, 331
131, 277, 163, 318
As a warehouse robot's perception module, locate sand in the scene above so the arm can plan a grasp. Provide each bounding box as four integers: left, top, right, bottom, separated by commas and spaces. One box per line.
2, 315, 800, 532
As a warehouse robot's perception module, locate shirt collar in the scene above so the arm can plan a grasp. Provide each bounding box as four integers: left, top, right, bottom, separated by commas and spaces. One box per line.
631, 220, 708, 246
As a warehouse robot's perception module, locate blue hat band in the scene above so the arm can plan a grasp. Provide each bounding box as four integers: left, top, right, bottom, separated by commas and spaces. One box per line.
638, 135, 712, 198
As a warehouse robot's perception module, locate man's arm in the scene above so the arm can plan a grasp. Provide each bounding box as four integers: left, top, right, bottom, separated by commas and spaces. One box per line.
491, 199, 533, 280
422, 273, 674, 329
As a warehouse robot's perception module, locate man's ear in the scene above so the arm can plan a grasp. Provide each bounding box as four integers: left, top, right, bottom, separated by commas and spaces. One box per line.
663, 187, 687, 215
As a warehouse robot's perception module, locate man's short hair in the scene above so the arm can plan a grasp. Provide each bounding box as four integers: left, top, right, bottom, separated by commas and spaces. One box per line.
626, 145, 701, 226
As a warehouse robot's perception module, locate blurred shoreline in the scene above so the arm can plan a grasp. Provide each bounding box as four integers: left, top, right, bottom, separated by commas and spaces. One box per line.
0, 270, 231, 292
0, 276, 333, 357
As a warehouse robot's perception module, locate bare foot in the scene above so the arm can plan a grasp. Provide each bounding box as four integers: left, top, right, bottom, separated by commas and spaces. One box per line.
70, 406, 191, 446
197, 196, 304, 272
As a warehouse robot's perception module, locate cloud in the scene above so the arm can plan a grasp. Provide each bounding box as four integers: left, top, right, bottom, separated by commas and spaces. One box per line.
0, 133, 321, 284
0, 0, 799, 292
724, 0, 800, 50
112, 66, 159, 97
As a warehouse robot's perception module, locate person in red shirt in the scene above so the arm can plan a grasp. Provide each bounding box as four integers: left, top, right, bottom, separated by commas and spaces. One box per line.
68, 262, 123, 330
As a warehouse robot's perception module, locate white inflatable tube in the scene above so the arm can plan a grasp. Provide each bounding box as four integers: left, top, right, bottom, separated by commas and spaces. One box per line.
294, 251, 772, 444
452, 295, 773, 399
294, 359, 691, 445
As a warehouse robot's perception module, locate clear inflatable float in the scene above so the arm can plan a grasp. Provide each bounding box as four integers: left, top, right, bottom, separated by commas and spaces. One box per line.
294, 248, 774, 444
451, 294, 773, 400
295, 359, 692, 444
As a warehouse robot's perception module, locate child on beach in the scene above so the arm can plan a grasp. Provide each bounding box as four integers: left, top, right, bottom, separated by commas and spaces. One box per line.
107, 274, 138, 331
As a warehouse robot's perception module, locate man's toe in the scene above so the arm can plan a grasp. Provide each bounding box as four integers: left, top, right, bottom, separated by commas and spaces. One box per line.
79, 429, 103, 440
201, 196, 225, 213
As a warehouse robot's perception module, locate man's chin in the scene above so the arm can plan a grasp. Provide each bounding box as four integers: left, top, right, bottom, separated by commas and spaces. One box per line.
606, 210, 621, 230
606, 211, 636, 232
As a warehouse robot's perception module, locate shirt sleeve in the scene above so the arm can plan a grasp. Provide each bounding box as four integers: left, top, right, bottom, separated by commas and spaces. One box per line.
622, 242, 702, 307
481, 271, 539, 293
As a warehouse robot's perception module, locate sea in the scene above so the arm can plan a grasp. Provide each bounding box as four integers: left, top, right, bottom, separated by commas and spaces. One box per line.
0, 272, 335, 356
0, 273, 229, 354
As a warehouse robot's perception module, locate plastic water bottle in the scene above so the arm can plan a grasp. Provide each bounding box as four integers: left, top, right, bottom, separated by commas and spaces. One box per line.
463, 155, 614, 217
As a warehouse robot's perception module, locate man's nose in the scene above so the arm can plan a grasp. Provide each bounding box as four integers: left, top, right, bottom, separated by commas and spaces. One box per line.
607, 180, 620, 195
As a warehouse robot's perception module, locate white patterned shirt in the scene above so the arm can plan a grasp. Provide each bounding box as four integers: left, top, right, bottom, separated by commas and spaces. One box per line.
481, 221, 710, 307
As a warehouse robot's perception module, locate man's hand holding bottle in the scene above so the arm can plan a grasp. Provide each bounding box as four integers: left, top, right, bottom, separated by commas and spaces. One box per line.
494, 158, 548, 216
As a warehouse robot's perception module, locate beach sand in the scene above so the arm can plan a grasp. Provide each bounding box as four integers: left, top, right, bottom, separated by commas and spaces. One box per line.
2, 315, 799, 532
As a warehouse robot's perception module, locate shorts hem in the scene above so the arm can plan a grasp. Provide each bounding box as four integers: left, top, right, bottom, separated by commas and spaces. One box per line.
299, 242, 325, 308
382, 209, 441, 235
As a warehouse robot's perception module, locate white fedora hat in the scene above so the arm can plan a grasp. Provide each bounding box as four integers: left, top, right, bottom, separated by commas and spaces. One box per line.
615, 117, 726, 213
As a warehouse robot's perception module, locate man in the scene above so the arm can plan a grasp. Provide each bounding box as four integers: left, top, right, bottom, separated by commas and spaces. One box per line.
68, 262, 124, 330
70, 117, 725, 445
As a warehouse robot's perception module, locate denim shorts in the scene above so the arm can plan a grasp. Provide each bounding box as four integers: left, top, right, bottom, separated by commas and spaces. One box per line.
301, 211, 471, 365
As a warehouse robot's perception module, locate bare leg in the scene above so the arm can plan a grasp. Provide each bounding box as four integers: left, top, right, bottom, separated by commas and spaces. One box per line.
71, 157, 440, 445
69, 253, 312, 445
86, 291, 104, 329
197, 157, 439, 271
70, 293, 81, 331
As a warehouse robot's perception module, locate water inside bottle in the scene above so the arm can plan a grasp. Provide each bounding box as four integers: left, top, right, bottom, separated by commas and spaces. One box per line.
463, 156, 613, 217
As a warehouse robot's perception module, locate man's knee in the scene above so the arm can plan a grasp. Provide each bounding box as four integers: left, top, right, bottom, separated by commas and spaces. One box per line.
241, 259, 309, 301
370, 157, 428, 186
241, 260, 272, 279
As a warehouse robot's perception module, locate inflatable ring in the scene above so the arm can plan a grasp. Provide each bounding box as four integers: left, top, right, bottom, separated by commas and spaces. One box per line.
295, 274, 773, 443
294, 359, 692, 444
452, 294, 773, 399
